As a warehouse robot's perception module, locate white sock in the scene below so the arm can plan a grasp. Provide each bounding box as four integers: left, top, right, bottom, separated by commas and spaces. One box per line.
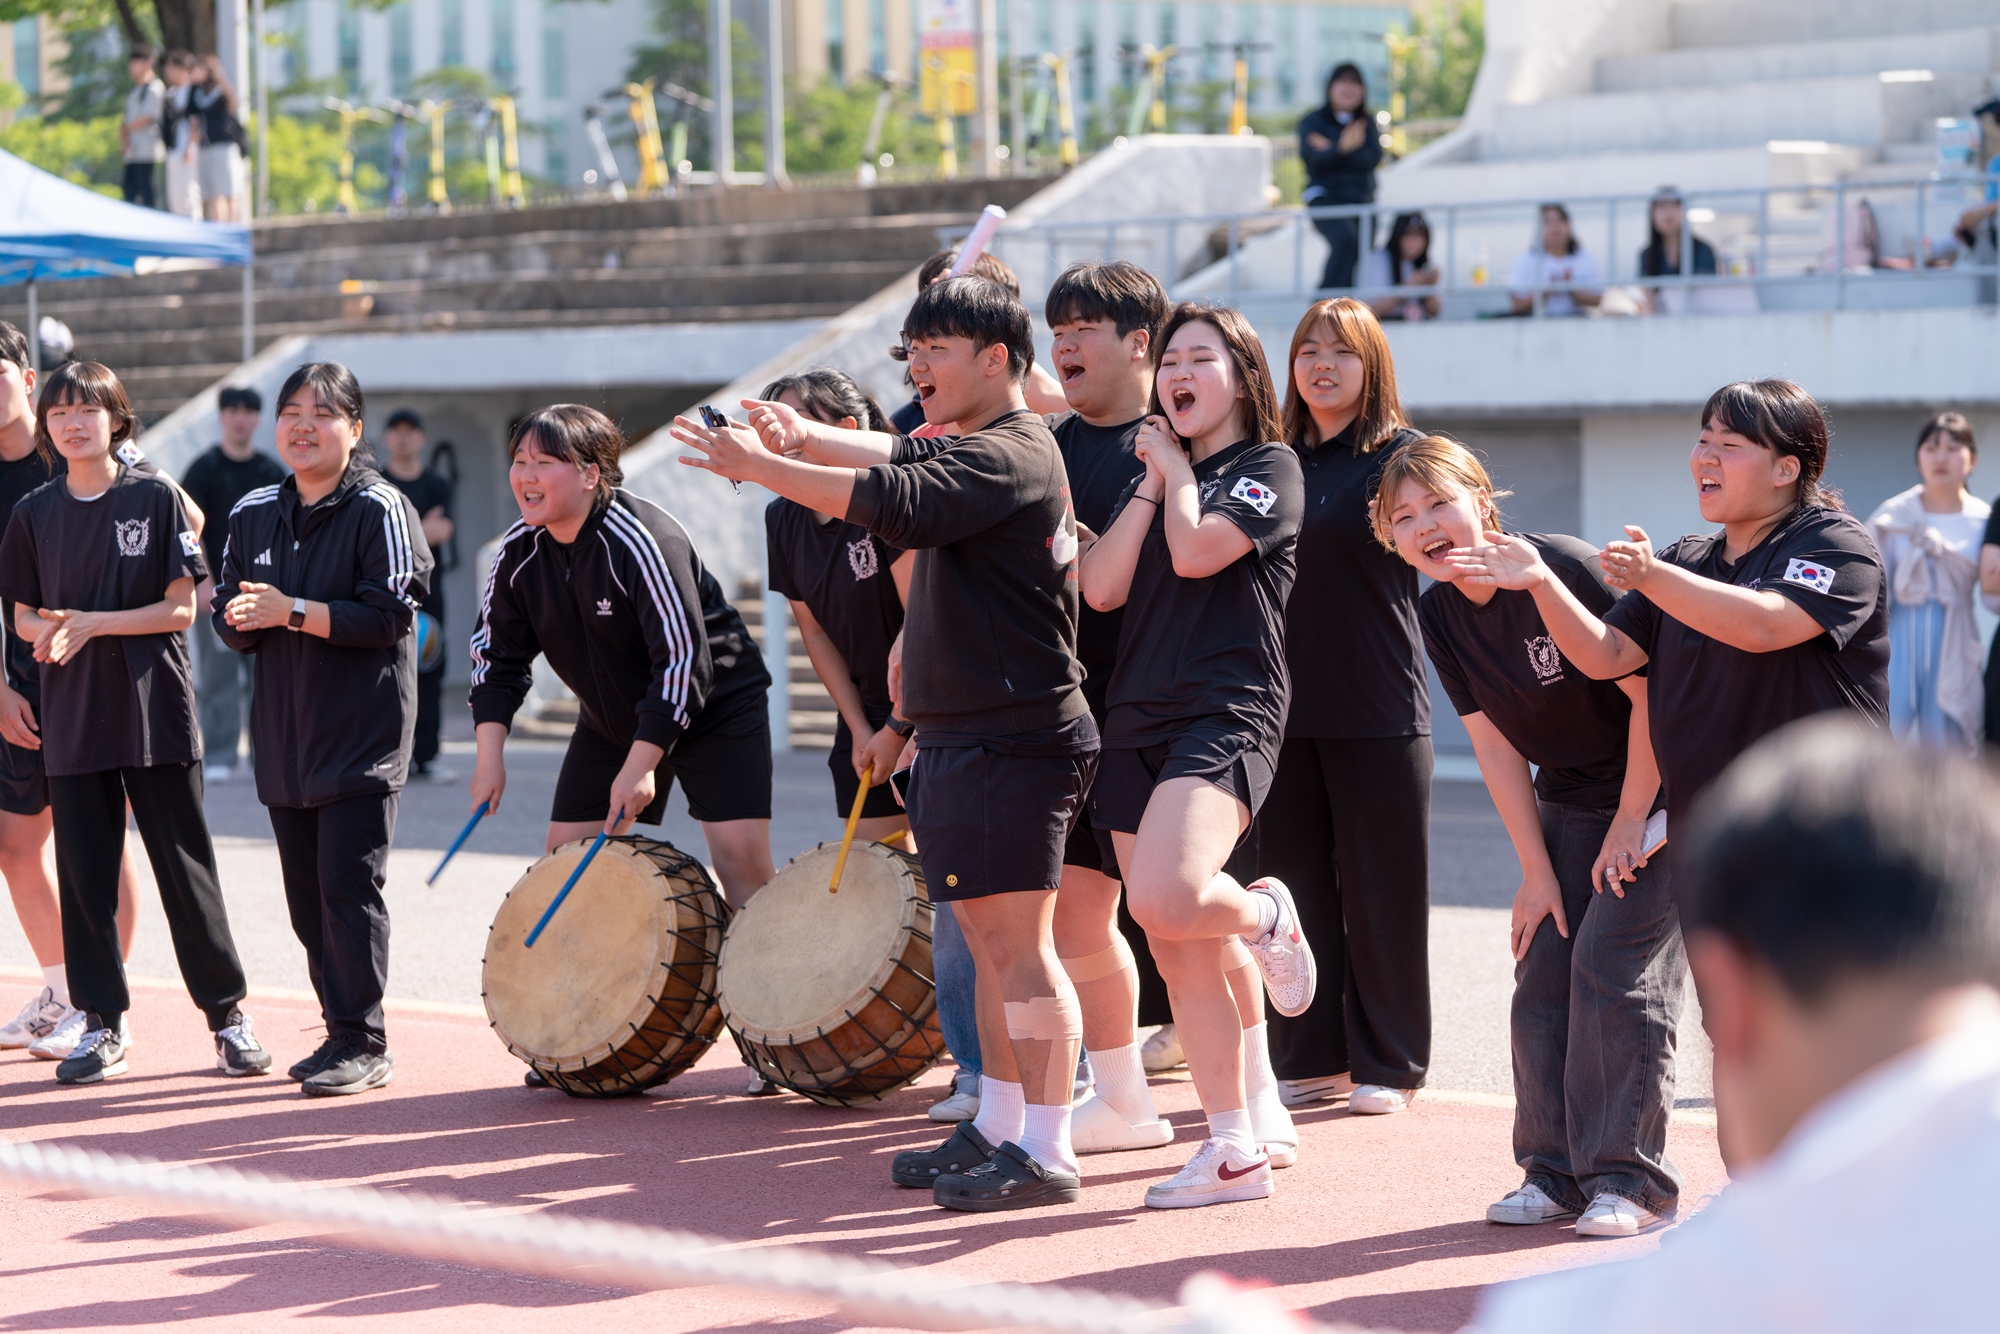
1018, 1101, 1079, 1177
1240, 1022, 1277, 1102
41, 964, 68, 1008
971, 1076, 1026, 1147
1087, 1042, 1159, 1125
1244, 887, 1279, 940
1206, 1107, 1258, 1156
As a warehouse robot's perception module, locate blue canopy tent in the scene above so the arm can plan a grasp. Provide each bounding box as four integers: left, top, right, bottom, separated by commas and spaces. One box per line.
0, 147, 253, 371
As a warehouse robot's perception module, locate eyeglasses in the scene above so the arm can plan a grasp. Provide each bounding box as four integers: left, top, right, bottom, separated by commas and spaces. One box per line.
887, 338, 912, 362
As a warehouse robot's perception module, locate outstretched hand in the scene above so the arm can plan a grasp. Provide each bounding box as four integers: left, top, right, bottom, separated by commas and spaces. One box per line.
739, 398, 813, 459
1445, 531, 1551, 591
1599, 526, 1656, 592
670, 413, 774, 484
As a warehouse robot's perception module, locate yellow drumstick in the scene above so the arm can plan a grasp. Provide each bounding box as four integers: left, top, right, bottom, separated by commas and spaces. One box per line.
829, 762, 872, 893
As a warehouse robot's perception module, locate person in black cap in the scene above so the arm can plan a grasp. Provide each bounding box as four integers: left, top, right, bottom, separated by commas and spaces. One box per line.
380, 408, 455, 780
182, 386, 284, 781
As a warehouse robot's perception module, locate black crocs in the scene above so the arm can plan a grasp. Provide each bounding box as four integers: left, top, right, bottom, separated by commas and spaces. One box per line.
932, 1141, 1081, 1212
891, 1122, 996, 1188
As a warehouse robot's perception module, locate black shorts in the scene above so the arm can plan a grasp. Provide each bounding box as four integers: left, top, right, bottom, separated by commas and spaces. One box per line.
0, 738, 48, 817
829, 715, 904, 821
1090, 724, 1274, 839
905, 743, 1096, 903
1061, 801, 1120, 879
551, 690, 773, 826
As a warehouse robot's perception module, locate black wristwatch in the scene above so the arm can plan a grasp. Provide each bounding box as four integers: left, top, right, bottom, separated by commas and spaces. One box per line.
287, 596, 307, 630
886, 715, 915, 738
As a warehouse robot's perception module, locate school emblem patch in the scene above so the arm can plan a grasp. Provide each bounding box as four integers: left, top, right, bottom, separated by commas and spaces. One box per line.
115, 518, 150, 557
1525, 635, 1563, 682
847, 538, 879, 580
1230, 476, 1277, 516
1782, 558, 1835, 594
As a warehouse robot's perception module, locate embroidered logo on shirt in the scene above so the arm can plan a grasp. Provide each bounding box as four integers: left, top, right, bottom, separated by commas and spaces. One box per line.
116, 441, 146, 468
1782, 558, 1835, 594
1526, 635, 1564, 682
1230, 476, 1277, 516
178, 530, 200, 557
115, 518, 150, 557
253, 548, 272, 566
596, 598, 614, 616
847, 538, 879, 580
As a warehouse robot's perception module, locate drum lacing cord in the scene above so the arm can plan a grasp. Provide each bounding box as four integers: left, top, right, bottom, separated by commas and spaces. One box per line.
0, 1139, 1378, 1334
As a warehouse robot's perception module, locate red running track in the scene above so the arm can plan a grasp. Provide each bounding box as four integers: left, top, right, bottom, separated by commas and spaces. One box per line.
0, 975, 1723, 1333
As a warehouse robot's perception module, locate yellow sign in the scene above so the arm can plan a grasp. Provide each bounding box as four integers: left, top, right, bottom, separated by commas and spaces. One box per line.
918, 0, 976, 117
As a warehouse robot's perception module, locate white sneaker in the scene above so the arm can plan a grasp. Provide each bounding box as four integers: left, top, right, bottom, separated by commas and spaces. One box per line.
1140, 1024, 1185, 1073
1349, 1084, 1413, 1115
1240, 877, 1317, 1017
1143, 1137, 1274, 1209
743, 1066, 779, 1096
1488, 1182, 1580, 1225
0, 987, 68, 1048
27, 1005, 88, 1060
1248, 1093, 1299, 1169
1576, 1192, 1671, 1238
1071, 1092, 1174, 1153
203, 764, 234, 783
1278, 1072, 1353, 1107
928, 1070, 981, 1122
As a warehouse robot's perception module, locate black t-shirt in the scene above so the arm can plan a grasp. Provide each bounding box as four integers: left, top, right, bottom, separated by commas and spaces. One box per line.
1052, 412, 1146, 720
1983, 497, 2000, 548
1282, 423, 1431, 739
0, 463, 209, 775
181, 444, 287, 571
890, 396, 927, 435
765, 497, 904, 724
1602, 504, 1889, 830
1103, 440, 1304, 748
1422, 533, 1639, 811
384, 465, 452, 614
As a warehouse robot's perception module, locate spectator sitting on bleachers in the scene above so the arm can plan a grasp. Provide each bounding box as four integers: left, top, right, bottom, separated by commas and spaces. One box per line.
1508, 204, 1600, 317
1638, 187, 1717, 314
1364, 212, 1440, 322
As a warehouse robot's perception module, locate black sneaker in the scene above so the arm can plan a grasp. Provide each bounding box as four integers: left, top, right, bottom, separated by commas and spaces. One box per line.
55, 1014, 128, 1085
524, 1066, 550, 1088
933, 1141, 1081, 1212
288, 1035, 342, 1082
214, 1009, 273, 1077
891, 1121, 995, 1189
302, 1040, 395, 1097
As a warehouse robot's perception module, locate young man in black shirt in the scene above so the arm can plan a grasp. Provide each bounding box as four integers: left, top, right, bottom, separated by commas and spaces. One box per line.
676, 277, 1096, 1211
1379, 437, 1686, 1239
380, 408, 456, 781
181, 386, 284, 781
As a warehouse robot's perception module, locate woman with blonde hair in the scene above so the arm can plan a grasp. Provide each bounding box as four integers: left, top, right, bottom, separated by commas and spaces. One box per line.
1252, 296, 1430, 1117
1374, 435, 1685, 1239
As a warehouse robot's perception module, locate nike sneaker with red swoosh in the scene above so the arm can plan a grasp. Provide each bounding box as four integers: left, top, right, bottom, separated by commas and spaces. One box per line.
1143, 1137, 1275, 1209
1241, 876, 1317, 1017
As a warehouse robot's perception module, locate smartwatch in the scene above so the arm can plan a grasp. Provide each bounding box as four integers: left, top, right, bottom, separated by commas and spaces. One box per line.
288, 596, 307, 630
886, 715, 915, 739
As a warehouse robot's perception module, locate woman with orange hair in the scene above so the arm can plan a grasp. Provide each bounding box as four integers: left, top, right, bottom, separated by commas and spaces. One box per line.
1251, 297, 1431, 1116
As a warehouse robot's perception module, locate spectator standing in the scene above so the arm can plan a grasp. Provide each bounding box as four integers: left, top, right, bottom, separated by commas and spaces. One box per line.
1638, 187, 1718, 314
193, 55, 248, 223
119, 48, 164, 210
159, 51, 201, 219
1298, 63, 1382, 292
182, 387, 285, 781
1363, 212, 1441, 322
1867, 413, 1993, 752
1509, 204, 1601, 317
379, 409, 455, 781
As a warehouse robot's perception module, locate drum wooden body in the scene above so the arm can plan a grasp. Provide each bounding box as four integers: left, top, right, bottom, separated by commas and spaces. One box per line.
482, 836, 728, 1097
717, 840, 943, 1106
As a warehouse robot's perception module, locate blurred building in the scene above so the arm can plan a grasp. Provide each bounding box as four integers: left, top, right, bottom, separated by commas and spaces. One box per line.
0, 15, 69, 124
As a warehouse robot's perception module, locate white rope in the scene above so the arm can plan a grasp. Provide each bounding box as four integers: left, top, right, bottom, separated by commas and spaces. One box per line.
0, 1138, 1380, 1334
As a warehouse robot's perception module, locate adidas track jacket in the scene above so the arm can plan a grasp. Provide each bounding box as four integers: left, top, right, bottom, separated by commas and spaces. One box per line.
469, 489, 768, 752
212, 460, 433, 808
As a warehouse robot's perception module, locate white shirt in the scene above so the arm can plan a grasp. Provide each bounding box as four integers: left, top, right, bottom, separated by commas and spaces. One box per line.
1468, 1016, 2000, 1334
1873, 497, 1989, 605
124, 78, 165, 163
1507, 247, 1600, 317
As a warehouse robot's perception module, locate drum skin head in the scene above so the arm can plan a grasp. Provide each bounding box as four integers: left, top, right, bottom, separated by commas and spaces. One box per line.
484, 841, 682, 1067
718, 842, 918, 1043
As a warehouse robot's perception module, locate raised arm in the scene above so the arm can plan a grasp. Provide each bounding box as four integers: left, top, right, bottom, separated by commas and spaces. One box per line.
740, 398, 899, 468
1080, 469, 1160, 612
1599, 525, 1823, 654
1446, 531, 1650, 679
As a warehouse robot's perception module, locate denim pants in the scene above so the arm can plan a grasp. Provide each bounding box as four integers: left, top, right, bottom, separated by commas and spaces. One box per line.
1888, 600, 1968, 748
1513, 800, 1687, 1214
931, 893, 980, 1081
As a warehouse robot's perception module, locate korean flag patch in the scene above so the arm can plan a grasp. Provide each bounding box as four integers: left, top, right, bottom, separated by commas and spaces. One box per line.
1229, 475, 1277, 517
179, 530, 201, 558
116, 441, 147, 468
1782, 558, 1835, 594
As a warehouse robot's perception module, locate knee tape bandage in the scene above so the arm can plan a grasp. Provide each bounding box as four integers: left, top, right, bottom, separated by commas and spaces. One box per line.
1059, 939, 1134, 985
1003, 987, 1084, 1103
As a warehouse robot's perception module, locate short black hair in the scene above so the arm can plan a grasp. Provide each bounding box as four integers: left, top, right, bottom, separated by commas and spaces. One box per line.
277, 361, 364, 425
385, 407, 424, 432
1682, 716, 2000, 1005
130, 45, 156, 62
1044, 260, 1170, 344
902, 276, 1034, 383
0, 321, 27, 372
916, 248, 1021, 297
510, 404, 625, 497
218, 385, 261, 412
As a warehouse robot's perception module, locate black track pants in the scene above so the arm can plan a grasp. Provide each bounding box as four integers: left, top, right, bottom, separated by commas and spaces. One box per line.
1254, 735, 1433, 1087
269, 792, 398, 1052
50, 762, 247, 1029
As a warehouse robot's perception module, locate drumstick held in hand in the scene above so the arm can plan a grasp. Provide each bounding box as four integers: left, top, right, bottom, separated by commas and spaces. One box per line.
426, 802, 489, 885
829, 763, 872, 894
525, 811, 621, 948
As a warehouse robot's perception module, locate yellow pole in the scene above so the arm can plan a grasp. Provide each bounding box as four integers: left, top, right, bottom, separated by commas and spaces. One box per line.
1229, 52, 1249, 135
493, 94, 525, 206
626, 81, 667, 194
1044, 52, 1077, 166
424, 100, 450, 211
1148, 45, 1173, 131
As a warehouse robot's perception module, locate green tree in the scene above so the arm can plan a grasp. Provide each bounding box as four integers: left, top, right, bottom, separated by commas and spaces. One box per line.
0, 112, 124, 195
1397, 0, 1483, 122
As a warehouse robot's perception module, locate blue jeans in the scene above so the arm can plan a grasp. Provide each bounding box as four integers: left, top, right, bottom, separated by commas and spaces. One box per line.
1513, 800, 1687, 1214
1888, 600, 1967, 747
931, 895, 980, 1080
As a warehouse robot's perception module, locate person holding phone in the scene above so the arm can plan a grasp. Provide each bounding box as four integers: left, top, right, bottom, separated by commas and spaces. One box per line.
1374, 435, 1684, 1239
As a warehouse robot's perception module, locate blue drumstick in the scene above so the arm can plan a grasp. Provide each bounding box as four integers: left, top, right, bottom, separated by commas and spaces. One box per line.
524, 810, 622, 949
426, 802, 489, 885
